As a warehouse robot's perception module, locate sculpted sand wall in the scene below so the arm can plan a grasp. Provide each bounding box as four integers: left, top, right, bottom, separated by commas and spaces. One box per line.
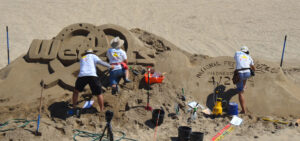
25, 23, 157, 90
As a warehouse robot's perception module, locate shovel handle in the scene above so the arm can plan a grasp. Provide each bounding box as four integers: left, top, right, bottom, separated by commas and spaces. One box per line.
36, 115, 40, 132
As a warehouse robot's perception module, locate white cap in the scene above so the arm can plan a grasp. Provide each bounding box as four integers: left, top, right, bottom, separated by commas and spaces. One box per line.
240, 46, 249, 53
86, 48, 93, 53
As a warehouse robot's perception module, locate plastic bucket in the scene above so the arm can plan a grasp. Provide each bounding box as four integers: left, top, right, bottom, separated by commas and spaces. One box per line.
190, 132, 204, 141
228, 102, 238, 115
144, 73, 164, 84
178, 126, 192, 141
152, 109, 165, 126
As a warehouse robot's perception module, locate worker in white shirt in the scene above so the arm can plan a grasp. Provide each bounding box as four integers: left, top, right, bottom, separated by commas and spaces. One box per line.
234, 46, 255, 114
107, 37, 131, 94
73, 49, 114, 112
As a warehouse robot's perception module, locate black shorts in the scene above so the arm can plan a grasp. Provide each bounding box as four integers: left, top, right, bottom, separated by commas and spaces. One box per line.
75, 76, 102, 95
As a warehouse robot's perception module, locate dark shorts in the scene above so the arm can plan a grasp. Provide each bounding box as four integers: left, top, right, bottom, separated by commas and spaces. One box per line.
109, 69, 125, 85
75, 76, 102, 95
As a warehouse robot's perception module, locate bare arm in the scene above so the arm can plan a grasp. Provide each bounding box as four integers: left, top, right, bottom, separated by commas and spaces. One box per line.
250, 65, 255, 71
94, 55, 113, 69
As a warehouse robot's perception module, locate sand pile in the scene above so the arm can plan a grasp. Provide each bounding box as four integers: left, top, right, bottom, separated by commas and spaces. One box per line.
0, 24, 299, 141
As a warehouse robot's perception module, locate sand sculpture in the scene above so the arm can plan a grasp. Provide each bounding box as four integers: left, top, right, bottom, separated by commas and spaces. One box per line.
22, 23, 300, 117
26, 23, 157, 90
0, 23, 300, 141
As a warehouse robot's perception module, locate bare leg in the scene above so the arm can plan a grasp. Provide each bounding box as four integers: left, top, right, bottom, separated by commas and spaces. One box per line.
97, 94, 104, 112
126, 70, 129, 80
124, 69, 131, 83
73, 89, 79, 108
238, 91, 246, 114
243, 80, 247, 90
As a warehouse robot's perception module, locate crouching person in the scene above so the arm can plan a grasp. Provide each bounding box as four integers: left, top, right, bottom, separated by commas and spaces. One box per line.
73, 49, 114, 112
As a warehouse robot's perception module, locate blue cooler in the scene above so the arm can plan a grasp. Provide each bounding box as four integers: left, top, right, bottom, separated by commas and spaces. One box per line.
228, 102, 238, 115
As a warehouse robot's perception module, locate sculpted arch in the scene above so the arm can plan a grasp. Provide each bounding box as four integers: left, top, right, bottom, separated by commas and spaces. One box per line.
26, 23, 155, 90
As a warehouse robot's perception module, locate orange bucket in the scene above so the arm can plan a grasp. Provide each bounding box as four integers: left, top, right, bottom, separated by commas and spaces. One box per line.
144, 73, 164, 84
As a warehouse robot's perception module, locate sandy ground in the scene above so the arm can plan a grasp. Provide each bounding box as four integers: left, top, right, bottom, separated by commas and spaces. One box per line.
0, 0, 300, 141
1, 0, 300, 69
1, 25, 300, 140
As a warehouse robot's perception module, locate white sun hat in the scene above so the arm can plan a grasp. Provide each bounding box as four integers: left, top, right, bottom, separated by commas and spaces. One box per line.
240, 46, 249, 53
110, 36, 124, 48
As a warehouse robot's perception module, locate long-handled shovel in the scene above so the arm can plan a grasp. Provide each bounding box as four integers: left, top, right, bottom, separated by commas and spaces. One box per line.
35, 80, 44, 136
145, 67, 152, 111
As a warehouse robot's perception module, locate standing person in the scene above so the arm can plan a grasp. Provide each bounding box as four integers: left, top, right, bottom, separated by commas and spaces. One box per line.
106, 36, 131, 94
234, 46, 255, 114
73, 49, 114, 112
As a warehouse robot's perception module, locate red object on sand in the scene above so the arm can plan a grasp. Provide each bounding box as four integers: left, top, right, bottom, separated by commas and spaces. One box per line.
145, 103, 152, 111
211, 124, 231, 141
121, 62, 128, 70
144, 73, 164, 84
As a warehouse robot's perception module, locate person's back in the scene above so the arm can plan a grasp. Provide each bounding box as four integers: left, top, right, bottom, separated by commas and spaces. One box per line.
234, 51, 254, 73
78, 53, 100, 77
106, 48, 127, 71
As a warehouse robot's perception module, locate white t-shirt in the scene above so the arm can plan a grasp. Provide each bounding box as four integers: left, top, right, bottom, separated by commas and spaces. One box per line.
78, 53, 111, 77
234, 51, 254, 73
106, 48, 127, 71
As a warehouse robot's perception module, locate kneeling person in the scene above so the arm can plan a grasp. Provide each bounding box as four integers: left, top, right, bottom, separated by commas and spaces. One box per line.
107, 37, 131, 94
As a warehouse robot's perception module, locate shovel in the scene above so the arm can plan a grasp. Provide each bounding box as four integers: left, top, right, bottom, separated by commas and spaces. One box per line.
145, 67, 152, 111
35, 80, 44, 136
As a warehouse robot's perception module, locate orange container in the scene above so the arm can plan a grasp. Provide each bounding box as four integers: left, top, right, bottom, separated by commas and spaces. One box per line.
144, 73, 164, 84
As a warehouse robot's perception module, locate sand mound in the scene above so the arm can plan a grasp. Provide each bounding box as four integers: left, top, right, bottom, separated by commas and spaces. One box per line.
0, 24, 299, 140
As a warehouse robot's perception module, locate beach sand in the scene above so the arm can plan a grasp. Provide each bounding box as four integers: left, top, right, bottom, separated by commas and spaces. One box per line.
0, 0, 300, 141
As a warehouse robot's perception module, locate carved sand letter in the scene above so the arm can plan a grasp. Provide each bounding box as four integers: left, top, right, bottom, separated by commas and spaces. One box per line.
58, 48, 77, 65
27, 39, 60, 62
27, 39, 43, 61
44, 59, 79, 90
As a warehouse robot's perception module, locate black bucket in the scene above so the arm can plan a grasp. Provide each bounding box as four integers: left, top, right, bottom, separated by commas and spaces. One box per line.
190, 132, 204, 141
152, 109, 165, 126
178, 126, 192, 141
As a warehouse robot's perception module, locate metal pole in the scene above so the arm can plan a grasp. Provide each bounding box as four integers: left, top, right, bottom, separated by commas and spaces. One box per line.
6, 26, 10, 65
280, 35, 287, 67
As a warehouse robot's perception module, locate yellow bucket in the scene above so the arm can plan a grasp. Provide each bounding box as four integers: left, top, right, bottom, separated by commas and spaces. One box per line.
213, 98, 223, 116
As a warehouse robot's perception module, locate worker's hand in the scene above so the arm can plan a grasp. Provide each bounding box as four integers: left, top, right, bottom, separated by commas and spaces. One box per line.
110, 65, 115, 70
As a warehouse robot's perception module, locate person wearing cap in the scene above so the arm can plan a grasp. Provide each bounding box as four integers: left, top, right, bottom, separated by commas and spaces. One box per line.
234, 46, 255, 114
73, 48, 114, 112
106, 36, 131, 94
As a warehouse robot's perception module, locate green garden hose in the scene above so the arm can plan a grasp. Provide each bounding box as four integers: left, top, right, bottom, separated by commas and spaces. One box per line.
73, 129, 138, 141
0, 119, 35, 132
